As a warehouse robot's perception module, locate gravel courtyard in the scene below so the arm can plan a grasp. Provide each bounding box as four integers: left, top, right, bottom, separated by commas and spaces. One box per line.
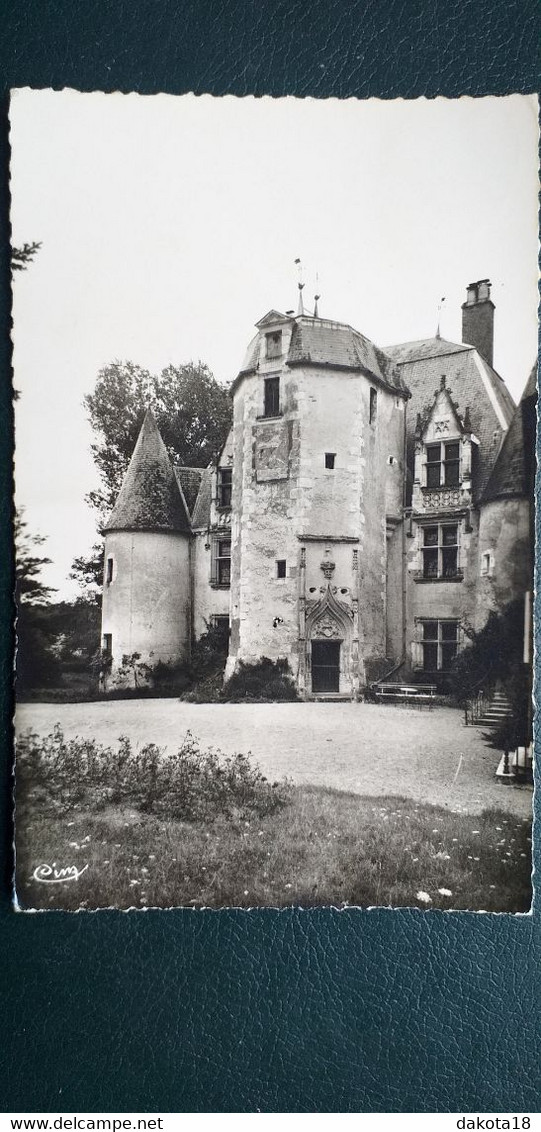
15, 699, 533, 817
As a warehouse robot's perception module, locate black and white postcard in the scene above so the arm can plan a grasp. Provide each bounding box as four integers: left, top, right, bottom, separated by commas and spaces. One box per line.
11, 90, 538, 912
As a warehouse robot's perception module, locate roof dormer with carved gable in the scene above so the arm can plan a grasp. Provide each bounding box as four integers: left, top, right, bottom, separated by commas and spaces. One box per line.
412, 377, 480, 516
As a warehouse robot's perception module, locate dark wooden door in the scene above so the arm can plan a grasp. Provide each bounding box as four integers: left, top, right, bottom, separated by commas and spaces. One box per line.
311, 640, 341, 692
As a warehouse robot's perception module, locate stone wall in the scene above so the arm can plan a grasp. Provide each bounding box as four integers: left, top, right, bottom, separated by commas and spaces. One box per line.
477, 497, 531, 626
192, 529, 230, 639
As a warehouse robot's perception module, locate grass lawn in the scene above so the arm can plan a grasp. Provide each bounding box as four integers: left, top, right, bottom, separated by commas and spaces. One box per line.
16, 786, 531, 913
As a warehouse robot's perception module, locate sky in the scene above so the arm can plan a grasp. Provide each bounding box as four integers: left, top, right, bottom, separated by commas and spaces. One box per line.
10, 90, 539, 599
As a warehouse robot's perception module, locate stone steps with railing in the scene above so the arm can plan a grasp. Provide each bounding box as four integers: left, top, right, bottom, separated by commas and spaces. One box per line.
466, 689, 513, 728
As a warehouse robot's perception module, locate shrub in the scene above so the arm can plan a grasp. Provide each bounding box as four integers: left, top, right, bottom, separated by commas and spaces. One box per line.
190, 620, 229, 680
223, 657, 299, 701
16, 725, 292, 822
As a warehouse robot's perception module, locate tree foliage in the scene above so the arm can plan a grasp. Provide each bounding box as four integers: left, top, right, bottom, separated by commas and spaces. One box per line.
15, 511, 55, 606
15, 511, 61, 694
84, 360, 232, 518
448, 598, 531, 748
69, 543, 104, 604
11, 242, 42, 272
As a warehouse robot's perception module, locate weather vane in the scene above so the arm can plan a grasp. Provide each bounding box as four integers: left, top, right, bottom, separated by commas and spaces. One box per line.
436, 296, 446, 339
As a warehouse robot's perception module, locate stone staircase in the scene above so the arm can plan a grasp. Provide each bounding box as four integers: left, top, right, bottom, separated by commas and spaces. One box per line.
474, 688, 513, 729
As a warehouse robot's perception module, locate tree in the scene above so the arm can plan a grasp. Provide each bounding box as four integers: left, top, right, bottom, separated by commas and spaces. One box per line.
84, 360, 233, 519
15, 511, 56, 606
69, 543, 104, 604
11, 242, 42, 272
11, 242, 42, 399
14, 511, 61, 694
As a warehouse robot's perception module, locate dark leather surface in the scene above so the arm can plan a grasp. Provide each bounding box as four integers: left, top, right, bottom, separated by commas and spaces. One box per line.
1, 0, 540, 1113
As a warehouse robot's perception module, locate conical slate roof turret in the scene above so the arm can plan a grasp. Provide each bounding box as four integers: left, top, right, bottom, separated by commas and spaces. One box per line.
104, 409, 191, 534
482, 365, 538, 503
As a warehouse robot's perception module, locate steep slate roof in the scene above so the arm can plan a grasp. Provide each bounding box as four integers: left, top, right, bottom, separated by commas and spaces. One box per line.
288, 318, 409, 395
191, 466, 213, 529
237, 314, 409, 397
238, 332, 260, 377
104, 410, 191, 534
174, 467, 203, 516
384, 337, 516, 496
189, 428, 234, 529
483, 364, 538, 502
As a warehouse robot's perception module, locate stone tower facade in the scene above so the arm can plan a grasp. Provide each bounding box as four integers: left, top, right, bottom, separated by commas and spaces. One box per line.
224, 310, 409, 696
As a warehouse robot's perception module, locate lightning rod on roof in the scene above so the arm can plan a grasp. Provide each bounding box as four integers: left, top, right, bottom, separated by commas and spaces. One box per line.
295, 257, 305, 315
314, 270, 320, 318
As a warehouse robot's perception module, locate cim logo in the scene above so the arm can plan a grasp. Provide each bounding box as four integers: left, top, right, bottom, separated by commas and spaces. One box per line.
32, 862, 89, 884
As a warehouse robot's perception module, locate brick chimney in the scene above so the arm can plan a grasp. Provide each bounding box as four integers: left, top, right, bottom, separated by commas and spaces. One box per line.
461, 279, 494, 367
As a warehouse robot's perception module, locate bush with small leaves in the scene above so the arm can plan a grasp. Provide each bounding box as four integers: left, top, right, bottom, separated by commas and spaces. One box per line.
16, 726, 292, 822
222, 657, 299, 702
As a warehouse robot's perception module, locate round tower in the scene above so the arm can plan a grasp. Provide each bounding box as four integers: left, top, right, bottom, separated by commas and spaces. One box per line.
100, 409, 192, 689
477, 366, 537, 627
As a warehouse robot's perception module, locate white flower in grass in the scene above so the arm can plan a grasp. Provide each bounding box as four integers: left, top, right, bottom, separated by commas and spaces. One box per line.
438, 888, 453, 897
416, 891, 432, 903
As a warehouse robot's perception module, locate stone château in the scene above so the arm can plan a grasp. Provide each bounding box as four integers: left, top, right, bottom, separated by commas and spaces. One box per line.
101, 280, 536, 696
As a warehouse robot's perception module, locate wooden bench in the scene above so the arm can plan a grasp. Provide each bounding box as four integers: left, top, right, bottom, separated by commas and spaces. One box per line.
371, 682, 437, 708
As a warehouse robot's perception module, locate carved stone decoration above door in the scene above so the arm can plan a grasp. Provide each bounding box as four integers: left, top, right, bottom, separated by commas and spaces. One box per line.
320, 556, 336, 579
305, 582, 353, 642
312, 612, 342, 639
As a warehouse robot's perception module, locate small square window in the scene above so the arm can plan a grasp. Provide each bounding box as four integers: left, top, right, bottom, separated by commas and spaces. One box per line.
325, 452, 336, 469
276, 559, 286, 578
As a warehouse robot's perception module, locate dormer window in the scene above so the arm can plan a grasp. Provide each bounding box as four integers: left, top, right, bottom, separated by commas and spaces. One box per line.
266, 331, 282, 359
217, 467, 232, 508
426, 441, 460, 488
